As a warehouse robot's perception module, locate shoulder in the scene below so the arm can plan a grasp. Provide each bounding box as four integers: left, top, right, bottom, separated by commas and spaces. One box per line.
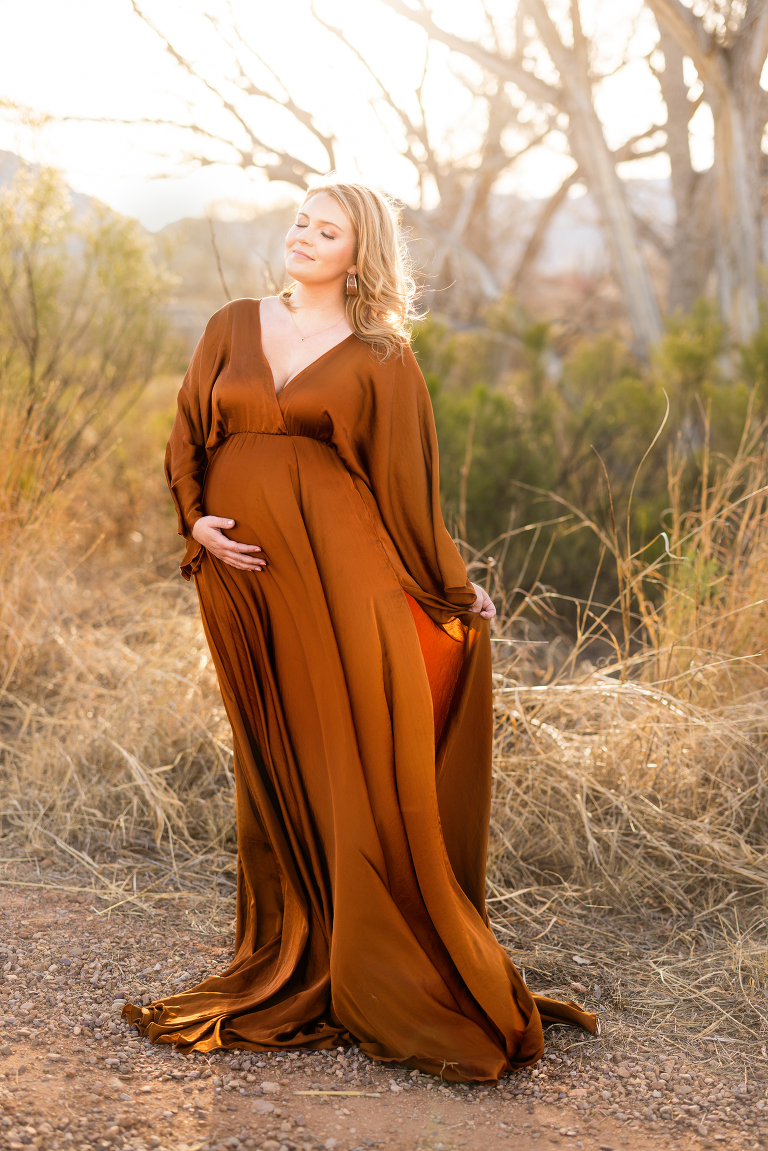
350, 336, 421, 381
206, 297, 261, 328
363, 340, 426, 399
198, 297, 262, 350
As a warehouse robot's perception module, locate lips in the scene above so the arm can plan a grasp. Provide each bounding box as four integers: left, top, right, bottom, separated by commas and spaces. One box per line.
290, 249, 313, 261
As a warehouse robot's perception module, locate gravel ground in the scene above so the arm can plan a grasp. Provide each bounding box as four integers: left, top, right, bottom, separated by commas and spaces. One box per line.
0, 888, 766, 1151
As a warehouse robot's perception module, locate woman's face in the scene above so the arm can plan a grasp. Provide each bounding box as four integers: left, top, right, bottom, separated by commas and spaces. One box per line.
284, 192, 357, 289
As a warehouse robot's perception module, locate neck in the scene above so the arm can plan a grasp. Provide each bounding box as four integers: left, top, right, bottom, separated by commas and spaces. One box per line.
290, 280, 346, 315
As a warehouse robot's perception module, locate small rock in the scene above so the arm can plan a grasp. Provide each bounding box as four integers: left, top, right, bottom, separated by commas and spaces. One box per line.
260, 1081, 280, 1093
0, 1046, 11, 1056
259, 1142, 281, 1151
252, 1100, 275, 1115
572, 955, 590, 965
569, 982, 588, 994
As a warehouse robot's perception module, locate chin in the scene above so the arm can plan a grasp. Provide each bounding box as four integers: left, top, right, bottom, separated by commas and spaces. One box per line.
286, 263, 315, 281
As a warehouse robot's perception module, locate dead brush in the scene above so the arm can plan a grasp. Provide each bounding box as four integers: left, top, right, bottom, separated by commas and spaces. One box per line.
482, 411, 768, 1056
0, 493, 238, 919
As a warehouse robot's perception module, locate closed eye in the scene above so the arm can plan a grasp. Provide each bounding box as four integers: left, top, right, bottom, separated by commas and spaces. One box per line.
294, 222, 337, 240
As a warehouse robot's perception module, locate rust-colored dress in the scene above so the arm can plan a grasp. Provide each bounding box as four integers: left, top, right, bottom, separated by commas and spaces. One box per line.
124, 298, 595, 1081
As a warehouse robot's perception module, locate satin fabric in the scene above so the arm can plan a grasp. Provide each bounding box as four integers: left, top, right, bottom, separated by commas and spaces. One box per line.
123, 299, 595, 1080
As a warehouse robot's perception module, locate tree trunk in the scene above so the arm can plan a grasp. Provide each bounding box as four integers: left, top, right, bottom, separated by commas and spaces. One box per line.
647, 0, 768, 341
712, 72, 763, 339
523, 0, 664, 357
383, 0, 665, 356
567, 94, 665, 352
655, 27, 716, 314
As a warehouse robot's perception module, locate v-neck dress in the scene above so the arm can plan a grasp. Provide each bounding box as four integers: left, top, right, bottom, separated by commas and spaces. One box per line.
123, 298, 595, 1080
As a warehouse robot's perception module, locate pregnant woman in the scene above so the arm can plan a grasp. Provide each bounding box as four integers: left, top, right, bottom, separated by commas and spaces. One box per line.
124, 182, 595, 1080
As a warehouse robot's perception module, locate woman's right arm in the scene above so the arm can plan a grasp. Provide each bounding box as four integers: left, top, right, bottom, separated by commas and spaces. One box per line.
165, 306, 264, 579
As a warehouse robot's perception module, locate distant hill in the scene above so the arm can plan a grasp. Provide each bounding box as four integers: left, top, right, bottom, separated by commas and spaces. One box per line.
0, 150, 677, 351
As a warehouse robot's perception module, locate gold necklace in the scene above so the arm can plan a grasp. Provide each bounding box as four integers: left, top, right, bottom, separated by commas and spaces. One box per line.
288, 306, 346, 342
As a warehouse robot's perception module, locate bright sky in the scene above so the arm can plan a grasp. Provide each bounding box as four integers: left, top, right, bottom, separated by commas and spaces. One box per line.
0, 0, 714, 231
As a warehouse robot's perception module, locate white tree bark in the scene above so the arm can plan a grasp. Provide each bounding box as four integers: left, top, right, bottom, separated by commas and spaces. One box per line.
652, 26, 715, 313
646, 0, 768, 340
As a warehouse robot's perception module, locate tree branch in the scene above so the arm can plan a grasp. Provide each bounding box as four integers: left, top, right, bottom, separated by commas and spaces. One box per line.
644, 0, 718, 85
510, 168, 581, 290
311, 3, 433, 174
741, 0, 768, 79
130, 0, 332, 189
377, 0, 564, 109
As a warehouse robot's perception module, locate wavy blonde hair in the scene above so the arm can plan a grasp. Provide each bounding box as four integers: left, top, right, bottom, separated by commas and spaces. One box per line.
280, 181, 416, 359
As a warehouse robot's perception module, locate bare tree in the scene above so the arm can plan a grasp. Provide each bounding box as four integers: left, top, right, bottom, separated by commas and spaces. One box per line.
646, 0, 768, 340
126, 0, 337, 191
311, 7, 558, 310
380, 0, 666, 355
98, 2, 540, 314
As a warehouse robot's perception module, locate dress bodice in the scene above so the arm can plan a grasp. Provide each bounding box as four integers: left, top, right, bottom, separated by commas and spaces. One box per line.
208, 300, 358, 444
165, 297, 477, 622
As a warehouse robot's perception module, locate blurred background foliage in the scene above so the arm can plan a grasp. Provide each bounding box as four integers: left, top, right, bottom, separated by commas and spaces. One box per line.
416, 295, 768, 625
0, 166, 172, 518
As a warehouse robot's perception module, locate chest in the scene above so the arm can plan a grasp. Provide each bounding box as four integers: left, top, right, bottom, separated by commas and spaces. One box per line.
260, 303, 352, 393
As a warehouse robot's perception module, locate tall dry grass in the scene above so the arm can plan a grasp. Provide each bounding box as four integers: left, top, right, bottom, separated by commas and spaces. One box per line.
481, 412, 768, 1052
1, 388, 767, 1052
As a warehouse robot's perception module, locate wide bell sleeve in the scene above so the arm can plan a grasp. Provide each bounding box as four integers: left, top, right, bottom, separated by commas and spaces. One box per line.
165, 306, 231, 581
341, 344, 478, 623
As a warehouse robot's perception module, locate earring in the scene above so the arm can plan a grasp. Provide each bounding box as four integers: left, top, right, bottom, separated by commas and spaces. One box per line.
346, 272, 358, 297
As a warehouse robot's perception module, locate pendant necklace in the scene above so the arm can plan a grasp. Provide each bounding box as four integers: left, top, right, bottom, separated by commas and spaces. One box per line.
288, 307, 346, 342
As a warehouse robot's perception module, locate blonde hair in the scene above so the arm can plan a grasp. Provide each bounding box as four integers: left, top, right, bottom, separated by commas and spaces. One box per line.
280, 181, 416, 359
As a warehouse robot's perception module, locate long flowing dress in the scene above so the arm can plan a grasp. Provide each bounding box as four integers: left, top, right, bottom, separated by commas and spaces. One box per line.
123, 298, 595, 1081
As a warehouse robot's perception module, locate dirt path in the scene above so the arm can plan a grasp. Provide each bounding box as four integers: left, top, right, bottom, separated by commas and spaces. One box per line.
0, 889, 764, 1151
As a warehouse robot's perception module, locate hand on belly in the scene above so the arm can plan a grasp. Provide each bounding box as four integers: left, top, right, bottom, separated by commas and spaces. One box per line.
191, 516, 266, 572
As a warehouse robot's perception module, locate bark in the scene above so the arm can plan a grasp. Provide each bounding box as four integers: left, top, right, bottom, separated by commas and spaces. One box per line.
647, 0, 768, 340
654, 26, 716, 313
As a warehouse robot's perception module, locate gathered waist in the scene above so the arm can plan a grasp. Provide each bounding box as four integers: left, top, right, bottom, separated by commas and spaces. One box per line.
213, 430, 333, 444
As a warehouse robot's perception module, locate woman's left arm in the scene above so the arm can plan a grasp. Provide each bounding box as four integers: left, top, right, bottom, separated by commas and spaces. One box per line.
352, 345, 495, 621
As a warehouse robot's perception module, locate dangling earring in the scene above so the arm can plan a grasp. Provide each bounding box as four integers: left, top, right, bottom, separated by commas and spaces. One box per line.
346, 272, 358, 297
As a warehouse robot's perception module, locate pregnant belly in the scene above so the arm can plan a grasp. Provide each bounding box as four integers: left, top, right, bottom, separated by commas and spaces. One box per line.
202, 432, 376, 563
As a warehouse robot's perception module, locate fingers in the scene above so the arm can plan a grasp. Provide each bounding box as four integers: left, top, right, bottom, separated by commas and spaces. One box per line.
228, 541, 262, 554
215, 545, 266, 570
197, 517, 266, 571
468, 585, 496, 618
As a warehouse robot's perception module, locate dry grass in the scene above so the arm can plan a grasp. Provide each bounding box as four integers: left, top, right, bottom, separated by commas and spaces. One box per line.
1, 398, 768, 1068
